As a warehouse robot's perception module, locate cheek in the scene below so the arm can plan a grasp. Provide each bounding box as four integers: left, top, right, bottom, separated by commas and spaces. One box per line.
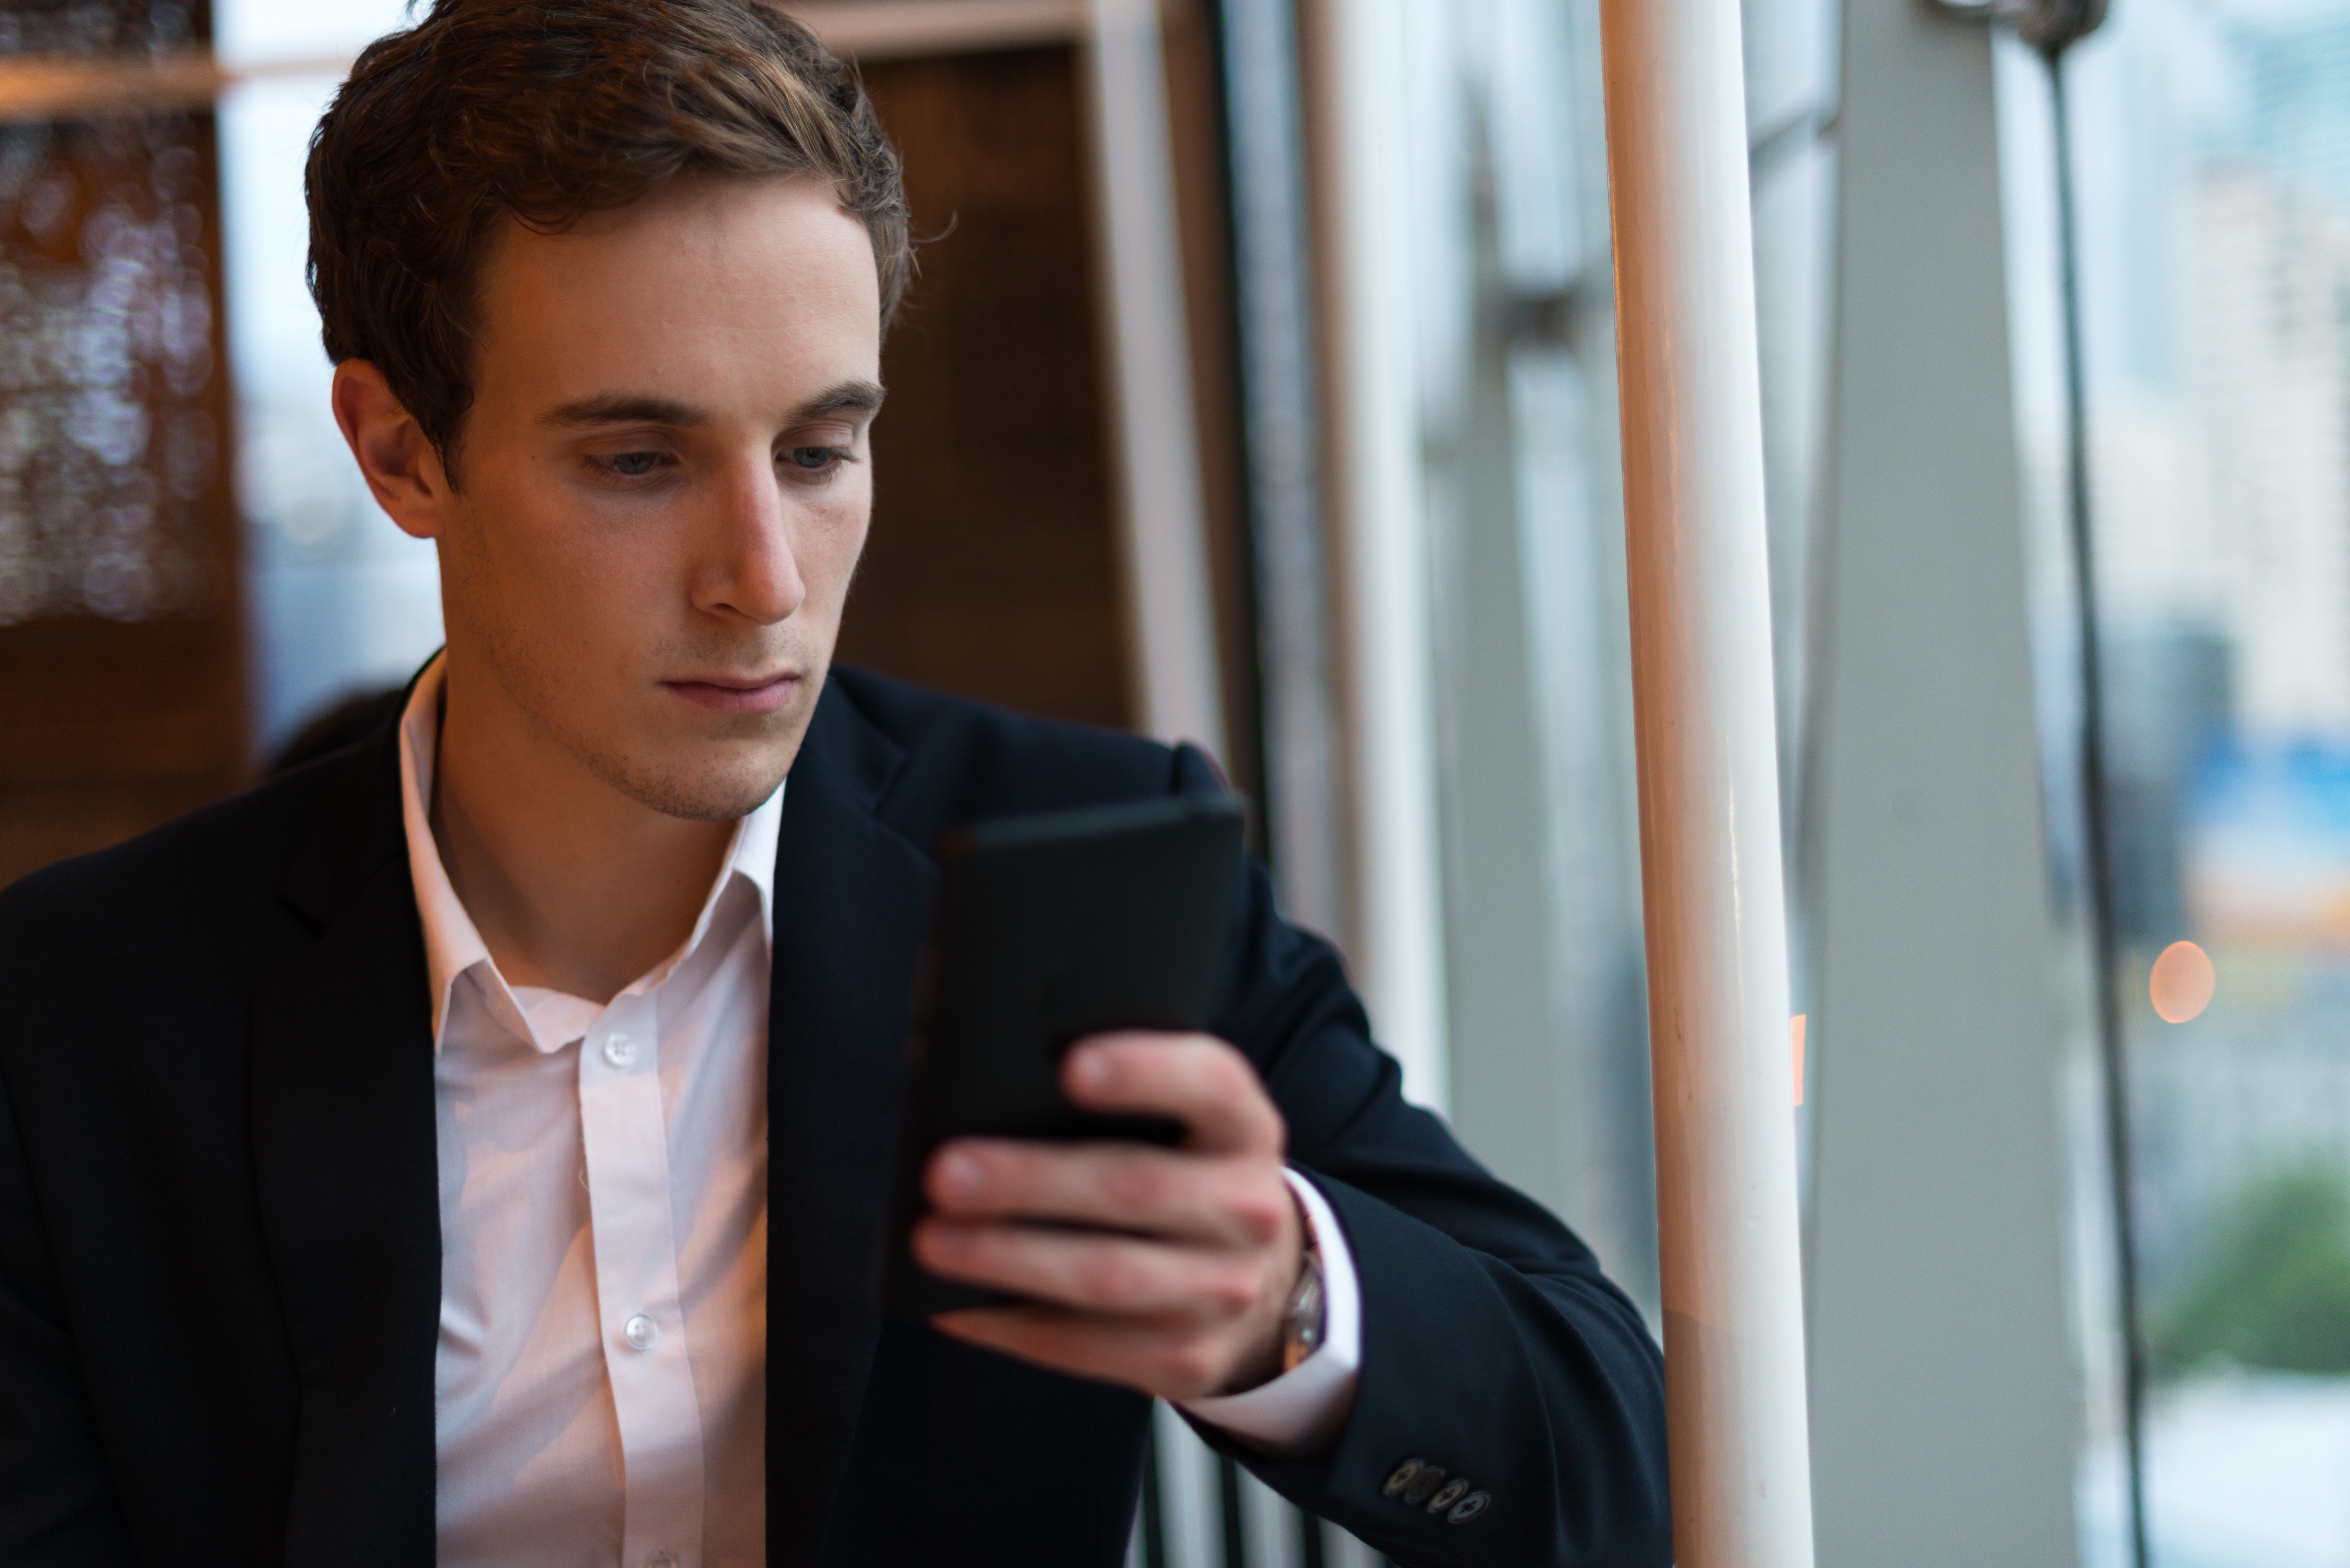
798, 484, 872, 607
455, 481, 663, 643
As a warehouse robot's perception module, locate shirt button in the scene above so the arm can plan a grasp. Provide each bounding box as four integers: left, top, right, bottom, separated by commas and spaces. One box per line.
623, 1313, 659, 1352
602, 1033, 639, 1069
647, 1555, 681, 1568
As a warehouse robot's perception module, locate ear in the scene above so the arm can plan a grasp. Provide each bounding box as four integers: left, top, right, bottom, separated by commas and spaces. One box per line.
332, 360, 452, 540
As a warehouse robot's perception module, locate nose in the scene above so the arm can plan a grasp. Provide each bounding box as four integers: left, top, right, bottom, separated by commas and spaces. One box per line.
691, 449, 806, 626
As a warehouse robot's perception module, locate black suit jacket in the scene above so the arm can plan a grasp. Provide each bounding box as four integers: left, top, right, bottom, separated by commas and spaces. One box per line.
0, 667, 1670, 1568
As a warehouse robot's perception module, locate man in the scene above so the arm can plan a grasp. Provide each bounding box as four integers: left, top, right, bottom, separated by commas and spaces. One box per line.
0, 4, 1669, 1565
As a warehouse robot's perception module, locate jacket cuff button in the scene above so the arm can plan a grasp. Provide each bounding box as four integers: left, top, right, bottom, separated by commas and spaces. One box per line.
1446, 1490, 1493, 1525
1400, 1466, 1448, 1507
1381, 1459, 1427, 1499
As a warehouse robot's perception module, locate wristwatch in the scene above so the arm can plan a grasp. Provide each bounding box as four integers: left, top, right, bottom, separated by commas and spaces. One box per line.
1279, 1242, 1326, 1373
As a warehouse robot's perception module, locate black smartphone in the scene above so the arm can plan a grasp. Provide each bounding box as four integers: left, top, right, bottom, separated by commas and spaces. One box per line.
879, 791, 1247, 1318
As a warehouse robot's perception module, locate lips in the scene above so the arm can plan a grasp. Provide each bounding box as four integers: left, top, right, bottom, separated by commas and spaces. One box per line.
662, 671, 799, 716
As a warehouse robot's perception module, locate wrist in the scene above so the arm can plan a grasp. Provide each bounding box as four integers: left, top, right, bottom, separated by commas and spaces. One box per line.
1217, 1192, 1321, 1395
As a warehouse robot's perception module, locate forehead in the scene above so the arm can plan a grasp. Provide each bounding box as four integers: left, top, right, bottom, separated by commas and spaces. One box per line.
470, 174, 882, 411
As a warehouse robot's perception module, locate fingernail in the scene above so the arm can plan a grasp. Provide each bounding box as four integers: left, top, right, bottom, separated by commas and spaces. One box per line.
927, 1221, 971, 1254
1071, 1050, 1112, 1092
935, 1149, 983, 1197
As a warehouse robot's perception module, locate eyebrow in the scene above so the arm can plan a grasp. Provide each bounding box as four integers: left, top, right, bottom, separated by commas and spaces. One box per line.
799, 378, 887, 420
539, 378, 886, 431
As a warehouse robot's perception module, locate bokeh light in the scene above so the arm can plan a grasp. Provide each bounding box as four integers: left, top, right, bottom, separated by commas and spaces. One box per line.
1791, 1014, 1807, 1106
2149, 940, 2217, 1024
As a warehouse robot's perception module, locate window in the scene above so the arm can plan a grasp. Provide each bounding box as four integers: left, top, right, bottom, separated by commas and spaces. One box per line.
2002, 4, 2350, 1562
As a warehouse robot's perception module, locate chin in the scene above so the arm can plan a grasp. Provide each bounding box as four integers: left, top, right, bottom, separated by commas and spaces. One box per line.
593, 740, 798, 823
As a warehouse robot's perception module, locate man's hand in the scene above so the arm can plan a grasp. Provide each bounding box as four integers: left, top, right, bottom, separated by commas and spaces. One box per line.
913, 1031, 1305, 1400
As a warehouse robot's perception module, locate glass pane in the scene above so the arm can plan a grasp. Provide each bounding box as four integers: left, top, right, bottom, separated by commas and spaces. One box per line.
1740, 0, 1838, 1180
0, 111, 222, 626
1370, 0, 1837, 1328
1381, 0, 1660, 1317
214, 0, 440, 762
0, 0, 206, 56
2001, 4, 2350, 1564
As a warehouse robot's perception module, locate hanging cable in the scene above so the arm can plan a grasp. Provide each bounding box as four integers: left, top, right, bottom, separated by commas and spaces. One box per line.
2044, 35, 2153, 1568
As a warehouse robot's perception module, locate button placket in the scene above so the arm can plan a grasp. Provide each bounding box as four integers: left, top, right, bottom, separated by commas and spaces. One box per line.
578, 993, 704, 1568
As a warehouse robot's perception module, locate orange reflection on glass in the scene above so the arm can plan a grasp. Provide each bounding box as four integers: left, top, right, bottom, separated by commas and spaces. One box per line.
1791, 1014, 1807, 1106
2149, 940, 2217, 1024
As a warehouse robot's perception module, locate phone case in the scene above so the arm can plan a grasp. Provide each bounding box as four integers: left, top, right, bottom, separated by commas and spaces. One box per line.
878, 792, 1246, 1318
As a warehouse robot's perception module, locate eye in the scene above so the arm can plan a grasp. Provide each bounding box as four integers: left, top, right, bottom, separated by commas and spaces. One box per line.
596, 450, 667, 479
784, 445, 846, 473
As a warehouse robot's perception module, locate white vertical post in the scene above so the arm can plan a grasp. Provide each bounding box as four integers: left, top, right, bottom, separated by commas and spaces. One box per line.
1083, 0, 1228, 759
1300, 0, 1450, 1112
1596, 1, 1815, 1565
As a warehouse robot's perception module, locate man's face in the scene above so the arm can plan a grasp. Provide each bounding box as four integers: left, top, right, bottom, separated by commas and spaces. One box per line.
436, 174, 881, 820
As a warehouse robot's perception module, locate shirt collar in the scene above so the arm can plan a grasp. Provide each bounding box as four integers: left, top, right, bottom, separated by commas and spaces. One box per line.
397, 653, 784, 1051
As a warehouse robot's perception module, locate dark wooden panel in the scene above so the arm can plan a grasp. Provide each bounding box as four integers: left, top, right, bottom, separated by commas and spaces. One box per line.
0, 105, 244, 891
842, 47, 1134, 730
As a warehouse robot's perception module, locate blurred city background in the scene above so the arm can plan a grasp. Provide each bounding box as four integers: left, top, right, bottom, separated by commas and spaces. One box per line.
4, 0, 2350, 1564
2003, 2, 2350, 1563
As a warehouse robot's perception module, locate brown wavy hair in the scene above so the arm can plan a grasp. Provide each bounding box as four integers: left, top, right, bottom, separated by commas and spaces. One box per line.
306, 0, 910, 486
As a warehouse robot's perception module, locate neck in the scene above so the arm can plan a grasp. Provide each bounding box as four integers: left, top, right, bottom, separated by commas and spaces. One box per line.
430, 654, 736, 1003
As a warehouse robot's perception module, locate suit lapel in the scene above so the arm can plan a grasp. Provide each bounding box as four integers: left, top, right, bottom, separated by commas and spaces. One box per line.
251, 724, 442, 1568
765, 683, 936, 1566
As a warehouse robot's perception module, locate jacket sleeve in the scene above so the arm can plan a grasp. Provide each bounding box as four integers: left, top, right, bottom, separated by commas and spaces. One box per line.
0, 1065, 140, 1565
1182, 751, 1672, 1568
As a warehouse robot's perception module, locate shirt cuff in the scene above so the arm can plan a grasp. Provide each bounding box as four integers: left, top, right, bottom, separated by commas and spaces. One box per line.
1177, 1167, 1361, 1457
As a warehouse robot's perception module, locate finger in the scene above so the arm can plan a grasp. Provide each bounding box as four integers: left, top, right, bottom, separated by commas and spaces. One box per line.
913, 1216, 1270, 1321
1061, 1033, 1285, 1156
930, 1302, 1242, 1401
927, 1139, 1293, 1250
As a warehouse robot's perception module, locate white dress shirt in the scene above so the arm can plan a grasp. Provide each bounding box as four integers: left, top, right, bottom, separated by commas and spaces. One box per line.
400, 657, 1358, 1568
